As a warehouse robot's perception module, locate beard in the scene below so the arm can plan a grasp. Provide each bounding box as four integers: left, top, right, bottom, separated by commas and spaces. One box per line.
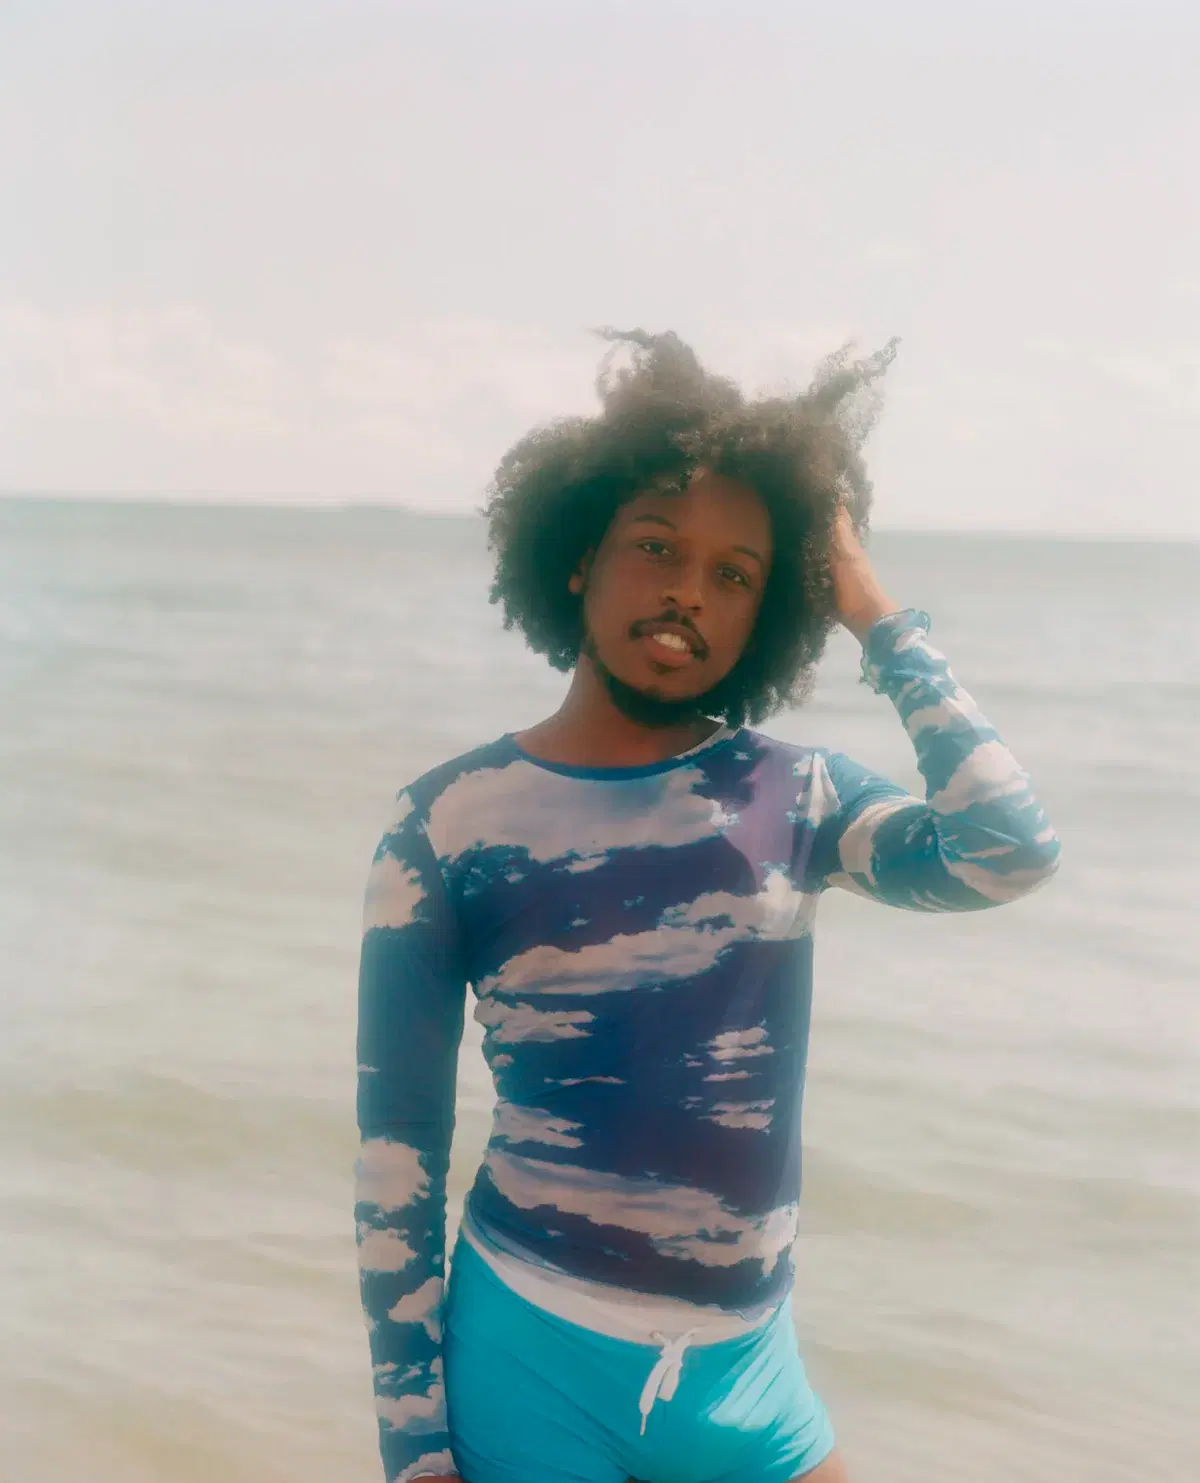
583, 632, 717, 730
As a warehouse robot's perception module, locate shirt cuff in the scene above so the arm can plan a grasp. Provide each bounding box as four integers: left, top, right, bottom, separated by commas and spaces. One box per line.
859, 608, 933, 692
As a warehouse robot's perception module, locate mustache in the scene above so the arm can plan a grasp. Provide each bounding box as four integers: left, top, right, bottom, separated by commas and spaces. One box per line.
629, 611, 710, 659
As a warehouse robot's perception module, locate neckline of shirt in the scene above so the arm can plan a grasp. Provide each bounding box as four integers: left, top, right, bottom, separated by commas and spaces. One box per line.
502, 724, 741, 781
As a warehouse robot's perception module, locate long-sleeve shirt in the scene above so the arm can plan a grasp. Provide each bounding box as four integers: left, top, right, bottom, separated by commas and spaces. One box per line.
354, 611, 1060, 1483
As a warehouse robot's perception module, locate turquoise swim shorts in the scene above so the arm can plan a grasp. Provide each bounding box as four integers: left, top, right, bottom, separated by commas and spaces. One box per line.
443, 1234, 836, 1483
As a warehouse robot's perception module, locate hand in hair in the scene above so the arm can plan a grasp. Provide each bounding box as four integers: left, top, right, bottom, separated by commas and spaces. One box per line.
829, 505, 897, 642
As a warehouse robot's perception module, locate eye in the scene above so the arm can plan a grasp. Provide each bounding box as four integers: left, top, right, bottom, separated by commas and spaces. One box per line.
637, 539, 672, 558
719, 564, 751, 588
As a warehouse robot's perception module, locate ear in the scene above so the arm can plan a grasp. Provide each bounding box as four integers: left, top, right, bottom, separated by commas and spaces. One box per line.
568, 550, 594, 596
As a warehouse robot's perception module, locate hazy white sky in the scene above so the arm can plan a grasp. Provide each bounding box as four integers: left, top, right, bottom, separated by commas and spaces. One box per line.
2, 1, 1197, 534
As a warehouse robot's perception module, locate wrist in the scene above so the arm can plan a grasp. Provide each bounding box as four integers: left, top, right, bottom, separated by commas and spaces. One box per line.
858, 607, 933, 691
842, 595, 897, 644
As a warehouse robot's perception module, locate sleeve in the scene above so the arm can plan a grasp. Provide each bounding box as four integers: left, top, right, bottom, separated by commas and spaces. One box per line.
805, 610, 1061, 911
355, 789, 467, 1483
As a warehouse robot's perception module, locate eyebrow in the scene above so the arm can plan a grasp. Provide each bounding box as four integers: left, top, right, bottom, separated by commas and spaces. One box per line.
628, 513, 767, 571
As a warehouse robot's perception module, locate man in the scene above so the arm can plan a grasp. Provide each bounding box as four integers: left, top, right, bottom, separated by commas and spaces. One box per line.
354, 331, 1060, 1483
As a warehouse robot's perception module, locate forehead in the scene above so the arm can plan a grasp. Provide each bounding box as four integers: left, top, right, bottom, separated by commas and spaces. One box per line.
614, 470, 773, 554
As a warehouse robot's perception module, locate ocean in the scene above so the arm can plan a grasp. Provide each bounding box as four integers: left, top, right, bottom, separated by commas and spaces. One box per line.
0, 496, 1197, 1483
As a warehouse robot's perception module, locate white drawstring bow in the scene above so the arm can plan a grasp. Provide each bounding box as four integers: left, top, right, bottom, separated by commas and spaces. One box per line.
637, 1329, 696, 1435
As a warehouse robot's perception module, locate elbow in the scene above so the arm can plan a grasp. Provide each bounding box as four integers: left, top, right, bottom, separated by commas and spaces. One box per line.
945, 822, 1062, 908
998, 791, 1064, 898
1003, 825, 1063, 902
1029, 820, 1063, 877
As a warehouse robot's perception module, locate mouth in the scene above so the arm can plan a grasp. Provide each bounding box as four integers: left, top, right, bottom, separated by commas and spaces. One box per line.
631, 619, 707, 668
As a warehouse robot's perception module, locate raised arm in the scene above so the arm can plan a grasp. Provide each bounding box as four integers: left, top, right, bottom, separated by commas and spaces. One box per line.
804, 512, 1060, 911
355, 791, 467, 1482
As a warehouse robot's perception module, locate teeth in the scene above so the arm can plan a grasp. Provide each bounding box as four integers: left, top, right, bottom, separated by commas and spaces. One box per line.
652, 632, 689, 652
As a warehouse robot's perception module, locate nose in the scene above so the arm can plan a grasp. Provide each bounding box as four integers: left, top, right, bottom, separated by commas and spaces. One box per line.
661, 556, 705, 613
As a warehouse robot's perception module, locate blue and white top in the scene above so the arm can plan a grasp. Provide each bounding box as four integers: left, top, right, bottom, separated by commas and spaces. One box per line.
354, 612, 1061, 1482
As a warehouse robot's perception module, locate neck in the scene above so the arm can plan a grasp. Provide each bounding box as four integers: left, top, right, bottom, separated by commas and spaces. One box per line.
516, 655, 724, 769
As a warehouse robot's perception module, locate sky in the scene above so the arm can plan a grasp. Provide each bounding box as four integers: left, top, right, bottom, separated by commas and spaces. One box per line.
1, 0, 1198, 535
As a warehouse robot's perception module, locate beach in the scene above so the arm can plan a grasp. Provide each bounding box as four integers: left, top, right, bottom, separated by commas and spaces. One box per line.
1, 495, 1197, 1482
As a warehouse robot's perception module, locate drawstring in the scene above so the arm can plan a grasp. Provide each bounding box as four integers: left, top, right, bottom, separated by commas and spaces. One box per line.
638, 1329, 696, 1435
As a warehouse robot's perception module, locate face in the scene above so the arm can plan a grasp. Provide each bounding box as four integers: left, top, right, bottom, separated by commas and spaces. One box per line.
570, 468, 773, 719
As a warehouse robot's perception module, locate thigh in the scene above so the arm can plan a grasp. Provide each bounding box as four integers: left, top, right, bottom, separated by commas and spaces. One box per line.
444, 1244, 628, 1483
445, 1326, 624, 1483
787, 1449, 850, 1483
696, 1308, 838, 1483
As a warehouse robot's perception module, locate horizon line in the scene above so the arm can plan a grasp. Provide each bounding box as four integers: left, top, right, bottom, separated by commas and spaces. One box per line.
1, 488, 1196, 545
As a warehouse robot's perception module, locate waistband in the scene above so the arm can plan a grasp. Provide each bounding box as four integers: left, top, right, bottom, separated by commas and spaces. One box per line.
457, 1211, 783, 1433
458, 1209, 777, 1346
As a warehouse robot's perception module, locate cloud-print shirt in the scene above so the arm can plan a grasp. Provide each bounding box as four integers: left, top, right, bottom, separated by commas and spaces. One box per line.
355, 611, 1060, 1482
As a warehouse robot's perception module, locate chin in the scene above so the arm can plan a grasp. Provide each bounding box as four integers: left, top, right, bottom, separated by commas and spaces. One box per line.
632, 656, 715, 697
599, 665, 721, 728
619, 668, 709, 705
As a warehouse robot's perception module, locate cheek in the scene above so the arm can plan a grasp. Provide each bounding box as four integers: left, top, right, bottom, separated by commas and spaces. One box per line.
711, 593, 761, 655
581, 575, 623, 643
584, 555, 651, 627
